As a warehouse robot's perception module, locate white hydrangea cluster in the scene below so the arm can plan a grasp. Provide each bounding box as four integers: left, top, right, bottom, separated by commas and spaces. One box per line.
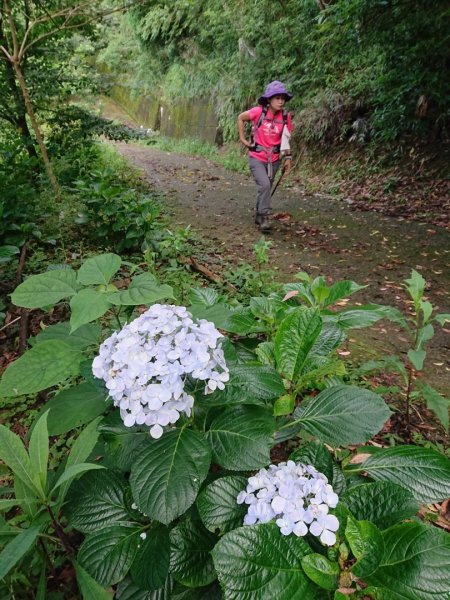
237, 461, 340, 546
92, 304, 229, 439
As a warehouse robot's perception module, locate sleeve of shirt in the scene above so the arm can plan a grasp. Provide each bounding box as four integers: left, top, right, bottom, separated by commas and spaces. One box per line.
248, 106, 263, 123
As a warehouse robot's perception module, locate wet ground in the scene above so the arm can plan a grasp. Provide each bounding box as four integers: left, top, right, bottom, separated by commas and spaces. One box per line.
100, 99, 450, 395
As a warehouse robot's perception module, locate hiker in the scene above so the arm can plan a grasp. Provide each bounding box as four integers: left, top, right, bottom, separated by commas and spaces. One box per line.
238, 80, 294, 232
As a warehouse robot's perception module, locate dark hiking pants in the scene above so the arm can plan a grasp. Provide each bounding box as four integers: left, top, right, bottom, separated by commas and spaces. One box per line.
249, 156, 280, 216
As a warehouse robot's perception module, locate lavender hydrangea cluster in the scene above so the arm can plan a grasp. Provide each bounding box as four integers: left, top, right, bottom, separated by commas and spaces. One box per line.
92, 304, 229, 439
237, 461, 340, 546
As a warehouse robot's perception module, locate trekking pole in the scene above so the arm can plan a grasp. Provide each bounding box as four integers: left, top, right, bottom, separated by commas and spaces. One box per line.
271, 164, 286, 198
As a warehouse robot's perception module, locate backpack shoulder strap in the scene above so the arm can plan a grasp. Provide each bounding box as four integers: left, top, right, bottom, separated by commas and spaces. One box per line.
255, 105, 268, 130
282, 109, 289, 126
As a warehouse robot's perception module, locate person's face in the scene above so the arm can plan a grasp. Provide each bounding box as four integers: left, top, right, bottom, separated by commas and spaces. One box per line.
269, 94, 286, 111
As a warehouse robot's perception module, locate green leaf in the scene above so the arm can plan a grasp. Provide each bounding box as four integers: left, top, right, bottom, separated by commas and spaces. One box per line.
294, 385, 391, 446
405, 269, 425, 303
131, 524, 170, 590
228, 365, 285, 401
32, 321, 101, 350
188, 287, 220, 307
289, 441, 334, 481
51, 463, 104, 494
58, 417, 103, 503
416, 323, 434, 350
274, 307, 322, 380
108, 273, 174, 305
116, 576, 174, 599
366, 522, 450, 600
188, 304, 235, 329
346, 516, 384, 578
196, 475, 248, 535
28, 411, 49, 496
434, 313, 450, 326
70, 288, 113, 332
325, 304, 404, 330
322, 280, 366, 307
273, 394, 295, 416
360, 446, 450, 504
212, 523, 315, 599
207, 406, 276, 470
418, 383, 449, 431
11, 269, 79, 308
65, 470, 131, 533
301, 553, 339, 590
130, 428, 211, 525
0, 425, 35, 494
170, 517, 217, 587
407, 349, 426, 371
341, 482, 419, 529
75, 562, 114, 600
36, 383, 109, 436
0, 340, 82, 397
78, 525, 140, 586
77, 253, 122, 285
223, 308, 266, 335
0, 523, 42, 580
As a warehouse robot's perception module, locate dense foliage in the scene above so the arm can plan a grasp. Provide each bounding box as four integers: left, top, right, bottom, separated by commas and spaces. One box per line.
99, 0, 450, 145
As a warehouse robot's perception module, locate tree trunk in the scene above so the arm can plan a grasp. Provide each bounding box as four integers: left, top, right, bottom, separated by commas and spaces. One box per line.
11, 58, 61, 200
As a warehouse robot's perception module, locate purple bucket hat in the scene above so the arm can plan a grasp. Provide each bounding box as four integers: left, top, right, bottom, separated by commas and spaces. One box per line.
258, 80, 293, 105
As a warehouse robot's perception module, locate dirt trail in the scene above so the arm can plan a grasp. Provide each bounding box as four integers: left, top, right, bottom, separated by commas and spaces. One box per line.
102, 100, 449, 394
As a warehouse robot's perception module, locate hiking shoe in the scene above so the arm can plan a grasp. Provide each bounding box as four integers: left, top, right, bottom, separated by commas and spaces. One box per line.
259, 216, 272, 232
255, 213, 263, 225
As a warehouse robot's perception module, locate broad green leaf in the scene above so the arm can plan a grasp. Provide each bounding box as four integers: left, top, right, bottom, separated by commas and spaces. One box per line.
212, 523, 315, 599
65, 470, 131, 533
51, 463, 104, 494
188, 304, 235, 329
308, 323, 346, 358
77, 253, 122, 285
207, 406, 276, 470
418, 383, 449, 431
116, 576, 174, 599
360, 446, 450, 504
28, 411, 49, 496
32, 321, 101, 350
131, 524, 170, 590
273, 394, 295, 416
223, 308, 266, 335
11, 268, 79, 308
416, 323, 434, 350
324, 304, 404, 330
14, 477, 38, 519
70, 288, 112, 332
75, 562, 114, 600
341, 481, 419, 529
407, 349, 426, 371
108, 273, 174, 305
35, 383, 109, 436
78, 525, 141, 586
434, 313, 450, 326
405, 269, 425, 302
294, 385, 391, 446
301, 554, 339, 590
130, 428, 211, 524
274, 307, 322, 380
170, 517, 217, 587
366, 522, 450, 599
346, 516, 384, 578
197, 476, 248, 535
322, 280, 366, 307
188, 287, 220, 307
0, 523, 42, 579
58, 417, 103, 503
0, 340, 82, 397
289, 441, 334, 481
0, 425, 35, 494
228, 365, 285, 401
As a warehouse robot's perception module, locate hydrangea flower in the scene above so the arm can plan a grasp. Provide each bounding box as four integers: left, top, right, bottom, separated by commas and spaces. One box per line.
237, 461, 339, 546
92, 304, 229, 439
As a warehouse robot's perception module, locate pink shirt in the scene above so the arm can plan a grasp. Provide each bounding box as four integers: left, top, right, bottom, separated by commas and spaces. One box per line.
248, 106, 293, 163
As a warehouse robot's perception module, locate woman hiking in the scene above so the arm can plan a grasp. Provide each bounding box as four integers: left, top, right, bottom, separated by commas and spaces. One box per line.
238, 81, 294, 232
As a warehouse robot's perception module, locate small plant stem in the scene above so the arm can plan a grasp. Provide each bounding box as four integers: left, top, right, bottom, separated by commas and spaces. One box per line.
47, 506, 74, 556
405, 365, 413, 433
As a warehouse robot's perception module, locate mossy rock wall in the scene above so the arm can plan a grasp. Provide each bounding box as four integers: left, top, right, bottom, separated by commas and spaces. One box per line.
109, 83, 218, 144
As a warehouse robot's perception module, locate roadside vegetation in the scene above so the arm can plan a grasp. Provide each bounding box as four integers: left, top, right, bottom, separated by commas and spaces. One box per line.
0, 1, 449, 599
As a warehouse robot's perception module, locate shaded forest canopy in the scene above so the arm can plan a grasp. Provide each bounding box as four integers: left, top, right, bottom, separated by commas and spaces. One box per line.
99, 0, 450, 150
